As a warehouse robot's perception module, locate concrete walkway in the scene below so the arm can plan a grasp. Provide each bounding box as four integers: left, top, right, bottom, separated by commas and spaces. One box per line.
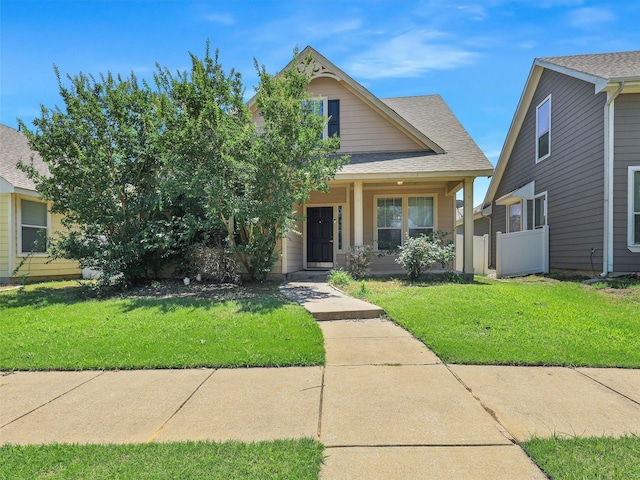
2, 281, 640, 479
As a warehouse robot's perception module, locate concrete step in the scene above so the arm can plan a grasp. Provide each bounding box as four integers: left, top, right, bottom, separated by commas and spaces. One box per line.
285, 270, 330, 282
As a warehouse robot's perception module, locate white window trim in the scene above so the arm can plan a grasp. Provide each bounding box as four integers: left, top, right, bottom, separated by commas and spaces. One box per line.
534, 191, 548, 229
373, 194, 437, 251
536, 94, 552, 163
629, 166, 640, 253
18, 197, 50, 257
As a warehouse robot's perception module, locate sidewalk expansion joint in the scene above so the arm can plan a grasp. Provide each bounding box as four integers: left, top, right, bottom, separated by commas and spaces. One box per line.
574, 368, 640, 408
323, 443, 520, 449
316, 366, 326, 441
0, 370, 105, 430
145, 368, 217, 443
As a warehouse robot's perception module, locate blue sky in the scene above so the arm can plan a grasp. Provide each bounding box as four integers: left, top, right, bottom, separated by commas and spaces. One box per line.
2, 0, 639, 205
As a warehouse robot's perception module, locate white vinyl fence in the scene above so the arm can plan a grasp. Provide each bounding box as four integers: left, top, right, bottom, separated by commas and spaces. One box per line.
455, 234, 489, 275
496, 225, 549, 278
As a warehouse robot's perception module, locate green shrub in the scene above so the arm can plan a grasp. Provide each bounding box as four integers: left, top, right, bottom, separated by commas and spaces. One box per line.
328, 268, 353, 288
347, 245, 372, 279
396, 231, 455, 281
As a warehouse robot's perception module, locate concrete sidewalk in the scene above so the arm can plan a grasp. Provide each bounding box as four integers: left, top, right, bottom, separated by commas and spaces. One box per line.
2, 281, 640, 479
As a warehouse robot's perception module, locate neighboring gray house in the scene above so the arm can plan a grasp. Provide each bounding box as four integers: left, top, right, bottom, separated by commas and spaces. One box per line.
483, 50, 640, 277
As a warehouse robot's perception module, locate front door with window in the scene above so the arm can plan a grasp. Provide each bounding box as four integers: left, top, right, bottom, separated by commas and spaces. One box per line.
307, 207, 334, 268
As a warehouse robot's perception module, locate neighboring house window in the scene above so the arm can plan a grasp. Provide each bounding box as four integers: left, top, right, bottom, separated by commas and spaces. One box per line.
376, 196, 435, 250
507, 202, 522, 233
536, 95, 551, 162
630, 167, 640, 250
21, 199, 48, 253
534, 193, 547, 229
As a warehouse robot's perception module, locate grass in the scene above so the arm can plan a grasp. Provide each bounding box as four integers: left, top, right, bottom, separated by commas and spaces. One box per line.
0, 281, 324, 371
0, 439, 325, 479
522, 435, 640, 480
344, 276, 640, 367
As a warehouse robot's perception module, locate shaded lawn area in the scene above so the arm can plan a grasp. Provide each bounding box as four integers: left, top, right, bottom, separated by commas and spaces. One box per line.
345, 276, 640, 367
0, 439, 324, 480
0, 281, 324, 371
522, 435, 640, 480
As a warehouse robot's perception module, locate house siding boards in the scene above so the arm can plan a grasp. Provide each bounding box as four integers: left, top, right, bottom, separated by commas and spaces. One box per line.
308, 77, 422, 153
613, 93, 640, 271
491, 69, 606, 271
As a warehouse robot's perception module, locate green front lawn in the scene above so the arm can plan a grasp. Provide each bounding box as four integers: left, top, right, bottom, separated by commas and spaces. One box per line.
0, 439, 324, 480
344, 276, 640, 367
522, 435, 640, 480
0, 281, 324, 371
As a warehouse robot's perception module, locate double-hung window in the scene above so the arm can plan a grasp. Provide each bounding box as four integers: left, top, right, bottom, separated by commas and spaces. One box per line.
376, 196, 434, 250
376, 197, 403, 250
630, 167, 640, 251
21, 199, 48, 253
536, 95, 551, 162
305, 97, 340, 139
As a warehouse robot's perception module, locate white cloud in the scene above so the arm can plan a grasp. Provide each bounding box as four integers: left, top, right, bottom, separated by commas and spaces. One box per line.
346, 30, 477, 79
203, 13, 234, 26
456, 4, 488, 21
567, 6, 615, 28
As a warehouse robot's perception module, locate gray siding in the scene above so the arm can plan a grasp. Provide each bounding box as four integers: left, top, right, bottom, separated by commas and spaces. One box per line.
491, 69, 606, 271
613, 93, 640, 272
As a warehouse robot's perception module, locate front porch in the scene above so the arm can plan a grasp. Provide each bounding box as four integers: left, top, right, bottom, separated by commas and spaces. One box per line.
278, 175, 478, 279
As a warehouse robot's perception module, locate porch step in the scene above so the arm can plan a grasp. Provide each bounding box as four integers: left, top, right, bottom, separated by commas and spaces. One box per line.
285, 270, 330, 282
280, 281, 385, 321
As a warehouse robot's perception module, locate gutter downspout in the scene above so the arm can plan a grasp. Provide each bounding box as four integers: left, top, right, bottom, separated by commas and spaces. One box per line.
601, 81, 625, 277
480, 207, 492, 268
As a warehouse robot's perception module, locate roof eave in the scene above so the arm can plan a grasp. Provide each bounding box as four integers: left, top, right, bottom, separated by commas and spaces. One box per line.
335, 168, 494, 181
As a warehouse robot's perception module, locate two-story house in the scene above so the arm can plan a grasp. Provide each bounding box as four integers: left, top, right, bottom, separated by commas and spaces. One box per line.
483, 50, 640, 277
252, 46, 493, 278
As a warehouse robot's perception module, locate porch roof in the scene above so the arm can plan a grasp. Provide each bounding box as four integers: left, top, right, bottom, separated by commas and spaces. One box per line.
336, 95, 493, 180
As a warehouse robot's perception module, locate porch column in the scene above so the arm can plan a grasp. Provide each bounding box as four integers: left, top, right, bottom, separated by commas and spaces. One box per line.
463, 177, 474, 281
354, 180, 364, 246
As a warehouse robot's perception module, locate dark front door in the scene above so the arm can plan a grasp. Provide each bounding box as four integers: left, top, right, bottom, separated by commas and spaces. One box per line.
307, 207, 334, 267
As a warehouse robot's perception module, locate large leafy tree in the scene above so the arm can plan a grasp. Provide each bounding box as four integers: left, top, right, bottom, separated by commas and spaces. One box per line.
160, 47, 348, 281
18, 68, 194, 285
20, 45, 347, 284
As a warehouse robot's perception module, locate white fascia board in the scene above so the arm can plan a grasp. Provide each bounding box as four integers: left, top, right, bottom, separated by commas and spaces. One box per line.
483, 64, 544, 207
335, 169, 494, 181
534, 59, 603, 91
0, 177, 15, 193
495, 180, 535, 205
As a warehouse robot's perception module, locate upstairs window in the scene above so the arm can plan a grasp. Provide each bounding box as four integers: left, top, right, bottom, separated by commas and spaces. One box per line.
630, 167, 640, 251
304, 97, 340, 139
536, 95, 551, 162
21, 199, 48, 253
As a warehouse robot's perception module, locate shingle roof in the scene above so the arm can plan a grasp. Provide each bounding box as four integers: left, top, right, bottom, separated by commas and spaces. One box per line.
538, 50, 640, 81
338, 95, 492, 177
0, 124, 49, 191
